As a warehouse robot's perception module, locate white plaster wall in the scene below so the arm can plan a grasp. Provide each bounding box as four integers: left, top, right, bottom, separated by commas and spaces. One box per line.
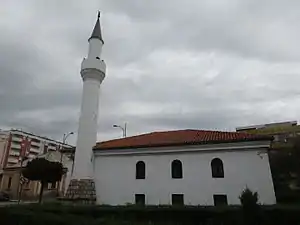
73, 77, 101, 179
88, 39, 102, 59
72, 35, 105, 180
94, 148, 276, 206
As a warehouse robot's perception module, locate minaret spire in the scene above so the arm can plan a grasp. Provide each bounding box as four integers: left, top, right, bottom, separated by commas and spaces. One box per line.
89, 11, 104, 44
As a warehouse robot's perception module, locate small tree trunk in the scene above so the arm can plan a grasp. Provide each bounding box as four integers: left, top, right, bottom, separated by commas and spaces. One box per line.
39, 181, 45, 204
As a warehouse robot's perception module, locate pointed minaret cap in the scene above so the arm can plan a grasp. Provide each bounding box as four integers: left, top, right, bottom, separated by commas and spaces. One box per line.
89, 11, 104, 44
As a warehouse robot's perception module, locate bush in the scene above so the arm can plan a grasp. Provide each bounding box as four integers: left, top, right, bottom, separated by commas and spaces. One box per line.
239, 188, 262, 225
239, 187, 259, 207
1, 203, 300, 225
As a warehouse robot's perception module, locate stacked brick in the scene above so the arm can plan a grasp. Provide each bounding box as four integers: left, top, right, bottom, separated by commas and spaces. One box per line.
64, 179, 96, 204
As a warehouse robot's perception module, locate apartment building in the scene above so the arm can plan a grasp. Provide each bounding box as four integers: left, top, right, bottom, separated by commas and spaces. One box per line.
0, 151, 72, 200
236, 121, 300, 149
0, 129, 74, 170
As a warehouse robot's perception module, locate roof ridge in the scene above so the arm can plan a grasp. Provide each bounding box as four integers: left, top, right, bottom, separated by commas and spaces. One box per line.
96, 129, 269, 147
98, 131, 159, 144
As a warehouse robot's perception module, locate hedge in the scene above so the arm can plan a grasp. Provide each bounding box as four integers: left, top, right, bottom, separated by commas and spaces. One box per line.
0, 203, 300, 225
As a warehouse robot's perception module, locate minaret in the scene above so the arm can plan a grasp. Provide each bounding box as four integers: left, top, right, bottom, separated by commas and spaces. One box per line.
65, 12, 106, 203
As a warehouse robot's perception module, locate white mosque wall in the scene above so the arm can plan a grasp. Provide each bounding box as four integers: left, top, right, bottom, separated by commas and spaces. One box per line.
93, 142, 276, 206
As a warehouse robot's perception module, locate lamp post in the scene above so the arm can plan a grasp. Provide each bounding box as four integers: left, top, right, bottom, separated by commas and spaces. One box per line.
63, 132, 75, 144
113, 123, 127, 138
17, 155, 28, 204
57, 131, 74, 196
70, 147, 76, 177
60, 132, 74, 163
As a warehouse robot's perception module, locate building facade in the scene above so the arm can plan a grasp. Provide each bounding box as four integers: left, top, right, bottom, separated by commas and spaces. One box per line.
0, 129, 74, 199
92, 130, 276, 206
0, 151, 72, 200
63, 13, 276, 206
0, 129, 73, 169
236, 121, 300, 149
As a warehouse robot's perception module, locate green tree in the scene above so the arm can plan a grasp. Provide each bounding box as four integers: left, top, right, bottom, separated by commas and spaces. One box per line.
22, 158, 65, 203
291, 137, 300, 186
269, 136, 300, 202
239, 188, 262, 225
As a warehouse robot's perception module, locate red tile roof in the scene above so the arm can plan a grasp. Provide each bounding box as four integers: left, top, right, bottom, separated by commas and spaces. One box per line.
94, 129, 272, 150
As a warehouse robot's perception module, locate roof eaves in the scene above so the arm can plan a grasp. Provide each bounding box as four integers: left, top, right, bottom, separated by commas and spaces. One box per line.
93, 136, 272, 151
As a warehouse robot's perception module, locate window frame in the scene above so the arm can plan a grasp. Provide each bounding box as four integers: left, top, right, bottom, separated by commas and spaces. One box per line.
51, 182, 56, 189
171, 159, 183, 179
136, 161, 146, 179
213, 194, 228, 206
7, 177, 12, 189
211, 158, 224, 178
172, 194, 184, 206
135, 194, 146, 206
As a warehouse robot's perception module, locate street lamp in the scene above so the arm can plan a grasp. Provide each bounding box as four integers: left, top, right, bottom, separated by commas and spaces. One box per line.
113, 123, 127, 138
60, 131, 74, 162
63, 132, 74, 144
57, 131, 74, 196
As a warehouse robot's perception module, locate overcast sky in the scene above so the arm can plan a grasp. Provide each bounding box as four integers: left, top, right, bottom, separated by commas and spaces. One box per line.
1, 0, 300, 145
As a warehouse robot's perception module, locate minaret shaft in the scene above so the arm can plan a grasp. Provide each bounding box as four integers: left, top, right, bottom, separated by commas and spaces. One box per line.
88, 39, 102, 59
72, 15, 106, 179
72, 77, 100, 179
65, 13, 105, 204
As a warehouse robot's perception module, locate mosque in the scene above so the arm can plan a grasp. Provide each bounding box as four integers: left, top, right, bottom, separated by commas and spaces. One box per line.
64, 12, 276, 206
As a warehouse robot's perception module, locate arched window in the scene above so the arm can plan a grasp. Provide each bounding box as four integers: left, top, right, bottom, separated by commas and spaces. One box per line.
211, 158, 224, 178
136, 161, 145, 179
171, 160, 183, 179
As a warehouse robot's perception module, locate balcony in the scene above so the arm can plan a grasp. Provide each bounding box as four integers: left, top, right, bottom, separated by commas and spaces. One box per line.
10, 142, 21, 150
30, 148, 41, 154
7, 157, 19, 164
11, 135, 22, 142
47, 145, 57, 151
27, 154, 35, 159
31, 142, 40, 148
10, 150, 20, 157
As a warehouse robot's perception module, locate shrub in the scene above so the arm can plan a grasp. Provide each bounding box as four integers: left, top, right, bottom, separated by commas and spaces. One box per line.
1, 203, 300, 225
239, 187, 262, 225
239, 187, 259, 207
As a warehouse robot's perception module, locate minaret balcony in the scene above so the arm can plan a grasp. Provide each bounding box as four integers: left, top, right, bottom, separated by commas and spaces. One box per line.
81, 57, 106, 74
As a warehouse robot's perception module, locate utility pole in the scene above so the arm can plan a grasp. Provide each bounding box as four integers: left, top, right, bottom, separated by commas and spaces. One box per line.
56, 132, 74, 196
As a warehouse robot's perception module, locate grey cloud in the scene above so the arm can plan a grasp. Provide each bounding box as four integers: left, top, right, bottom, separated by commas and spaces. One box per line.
103, 0, 300, 62
1, 0, 300, 145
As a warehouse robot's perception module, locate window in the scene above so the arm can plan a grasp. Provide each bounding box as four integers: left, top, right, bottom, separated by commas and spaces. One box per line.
136, 161, 145, 179
273, 135, 280, 142
51, 182, 56, 189
31, 138, 40, 143
14, 134, 23, 138
135, 194, 145, 206
24, 181, 30, 189
7, 177, 12, 189
213, 194, 228, 206
171, 160, 183, 179
172, 194, 184, 206
211, 158, 224, 178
